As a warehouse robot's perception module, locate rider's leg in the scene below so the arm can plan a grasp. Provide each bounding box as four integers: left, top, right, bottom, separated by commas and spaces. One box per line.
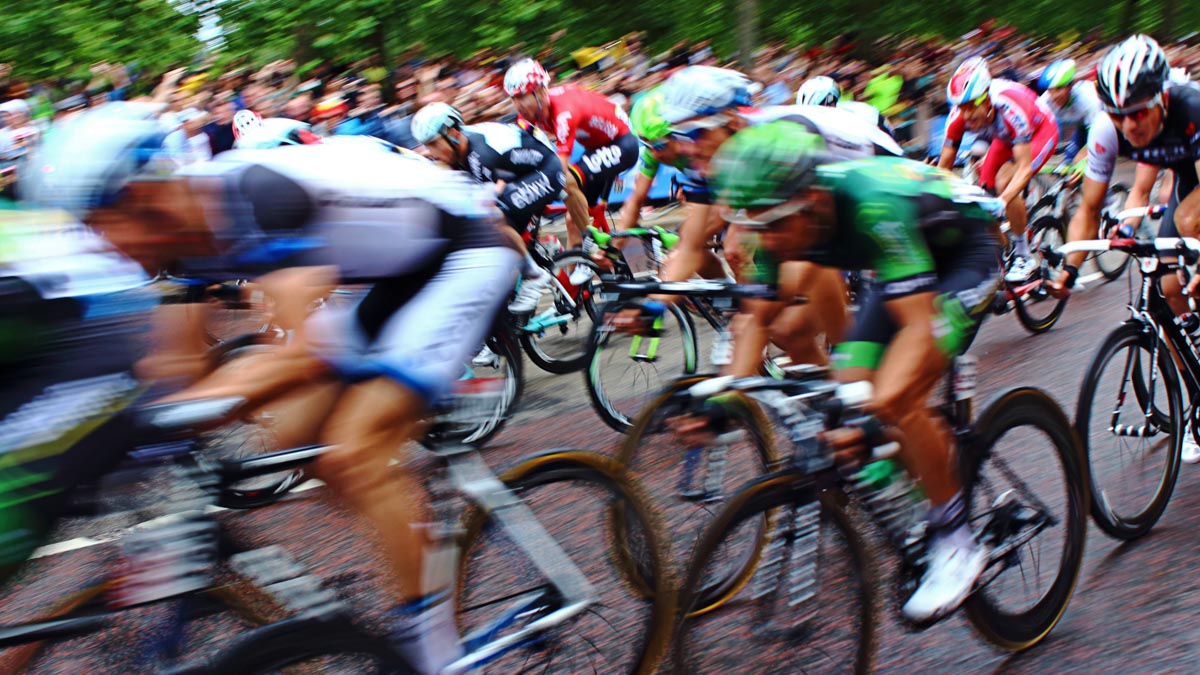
767, 264, 848, 366
136, 297, 213, 384
995, 162, 1030, 256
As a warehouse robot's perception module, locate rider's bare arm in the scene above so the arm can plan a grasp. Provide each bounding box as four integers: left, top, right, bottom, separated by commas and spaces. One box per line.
616, 172, 655, 233
726, 299, 781, 378
1172, 158, 1200, 238
936, 144, 957, 172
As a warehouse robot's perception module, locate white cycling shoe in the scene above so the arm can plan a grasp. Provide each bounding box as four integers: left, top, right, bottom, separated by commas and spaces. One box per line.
508, 272, 552, 314
471, 345, 499, 369
1182, 421, 1200, 464
902, 532, 988, 623
1004, 255, 1039, 284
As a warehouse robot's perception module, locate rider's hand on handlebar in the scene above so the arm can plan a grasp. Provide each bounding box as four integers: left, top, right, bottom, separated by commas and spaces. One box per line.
820, 426, 870, 466
607, 301, 667, 336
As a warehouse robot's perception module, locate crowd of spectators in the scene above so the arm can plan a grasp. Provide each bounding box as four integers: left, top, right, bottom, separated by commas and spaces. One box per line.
5, 23, 1200, 191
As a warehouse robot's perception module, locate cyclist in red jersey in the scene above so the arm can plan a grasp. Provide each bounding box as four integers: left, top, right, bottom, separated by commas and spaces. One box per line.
504, 59, 639, 248
938, 57, 1060, 283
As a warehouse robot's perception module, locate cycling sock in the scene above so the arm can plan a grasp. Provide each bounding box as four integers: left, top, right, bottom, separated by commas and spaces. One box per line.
388, 589, 462, 675
1012, 236, 1031, 259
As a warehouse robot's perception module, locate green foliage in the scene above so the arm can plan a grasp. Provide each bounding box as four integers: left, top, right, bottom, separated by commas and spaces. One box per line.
0, 0, 200, 81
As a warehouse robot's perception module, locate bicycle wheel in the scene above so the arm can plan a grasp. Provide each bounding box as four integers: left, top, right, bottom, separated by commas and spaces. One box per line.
1094, 182, 1132, 281
614, 375, 779, 616
585, 299, 699, 432
202, 336, 308, 510
519, 251, 604, 375
423, 325, 524, 449
1012, 214, 1069, 334
205, 616, 413, 673
673, 472, 875, 674
1075, 322, 1182, 540
961, 387, 1087, 651
456, 450, 675, 674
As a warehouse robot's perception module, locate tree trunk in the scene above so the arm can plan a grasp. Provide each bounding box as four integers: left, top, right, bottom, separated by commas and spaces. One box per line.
737, 0, 758, 71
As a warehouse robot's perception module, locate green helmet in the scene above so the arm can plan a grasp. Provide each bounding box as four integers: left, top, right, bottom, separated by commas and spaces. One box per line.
710, 121, 829, 210
630, 90, 671, 143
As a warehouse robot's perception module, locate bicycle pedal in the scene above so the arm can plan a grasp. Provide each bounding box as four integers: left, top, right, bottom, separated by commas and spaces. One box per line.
677, 488, 711, 501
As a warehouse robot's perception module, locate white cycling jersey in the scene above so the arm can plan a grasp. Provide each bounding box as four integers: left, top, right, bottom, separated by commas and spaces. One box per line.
747, 105, 904, 158
1038, 80, 1101, 138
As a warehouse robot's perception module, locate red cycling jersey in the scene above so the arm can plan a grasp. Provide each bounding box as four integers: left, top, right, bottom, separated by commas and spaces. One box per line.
944, 79, 1055, 147
522, 84, 632, 155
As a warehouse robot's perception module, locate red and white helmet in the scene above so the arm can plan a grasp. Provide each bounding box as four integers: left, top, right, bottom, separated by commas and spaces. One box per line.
504, 59, 551, 97
232, 109, 263, 139
947, 57, 992, 106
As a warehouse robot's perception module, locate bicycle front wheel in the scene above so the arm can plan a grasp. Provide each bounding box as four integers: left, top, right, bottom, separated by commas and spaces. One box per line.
614, 375, 779, 616
518, 251, 604, 374
457, 450, 674, 674
1093, 182, 1132, 281
1075, 322, 1182, 540
673, 472, 875, 674
1012, 214, 1068, 334
585, 300, 698, 432
961, 387, 1087, 651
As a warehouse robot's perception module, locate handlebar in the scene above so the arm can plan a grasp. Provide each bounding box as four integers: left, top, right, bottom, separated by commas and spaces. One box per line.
599, 278, 780, 301
1103, 204, 1168, 224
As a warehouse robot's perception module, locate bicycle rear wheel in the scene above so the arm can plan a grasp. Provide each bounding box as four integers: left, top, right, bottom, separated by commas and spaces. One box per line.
1012, 214, 1068, 334
673, 472, 875, 674
423, 325, 524, 449
518, 251, 604, 374
961, 387, 1087, 650
1075, 322, 1182, 540
585, 300, 698, 432
614, 375, 779, 616
456, 450, 674, 674
204, 617, 412, 673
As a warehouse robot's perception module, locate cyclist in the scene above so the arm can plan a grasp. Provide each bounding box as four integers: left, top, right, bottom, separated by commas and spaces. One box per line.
795, 74, 896, 137
709, 121, 1003, 622
503, 58, 639, 249
1048, 35, 1200, 461
1036, 58, 1101, 172
938, 56, 1060, 284
411, 101, 565, 314
622, 65, 904, 367
233, 116, 323, 149
22, 101, 522, 674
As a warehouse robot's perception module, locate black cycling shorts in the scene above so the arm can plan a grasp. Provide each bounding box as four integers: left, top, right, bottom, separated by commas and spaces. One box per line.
570, 133, 640, 206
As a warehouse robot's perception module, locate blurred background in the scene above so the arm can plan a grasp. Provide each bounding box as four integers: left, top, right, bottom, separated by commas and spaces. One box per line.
2, 0, 1200, 205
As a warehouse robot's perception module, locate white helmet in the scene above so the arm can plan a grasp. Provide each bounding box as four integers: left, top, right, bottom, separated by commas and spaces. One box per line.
796, 76, 841, 106
21, 102, 173, 215
234, 117, 320, 149
232, 109, 263, 139
411, 102, 465, 145
1097, 34, 1170, 112
658, 66, 753, 126
503, 59, 551, 97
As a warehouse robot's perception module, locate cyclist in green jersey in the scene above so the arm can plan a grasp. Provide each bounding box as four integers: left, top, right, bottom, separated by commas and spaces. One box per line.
710, 121, 1004, 622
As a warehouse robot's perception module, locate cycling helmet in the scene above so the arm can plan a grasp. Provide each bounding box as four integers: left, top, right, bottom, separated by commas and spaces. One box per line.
709, 121, 830, 212
629, 90, 670, 144
658, 66, 753, 127
411, 102, 465, 145
796, 76, 841, 107
1097, 34, 1170, 112
947, 57, 992, 106
234, 117, 321, 149
1038, 59, 1077, 91
313, 97, 349, 119
503, 59, 551, 97
20, 102, 172, 215
232, 109, 263, 139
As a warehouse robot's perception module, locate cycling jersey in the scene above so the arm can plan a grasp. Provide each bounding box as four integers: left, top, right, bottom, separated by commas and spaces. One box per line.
177, 142, 520, 402
524, 84, 632, 155
1038, 80, 1101, 158
944, 80, 1055, 147
747, 157, 1001, 368
836, 100, 896, 138
1084, 82, 1200, 237
457, 122, 566, 230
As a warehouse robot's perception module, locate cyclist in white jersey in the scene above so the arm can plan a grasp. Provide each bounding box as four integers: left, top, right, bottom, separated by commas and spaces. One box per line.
1036, 59, 1101, 168
22, 101, 521, 674
796, 75, 898, 138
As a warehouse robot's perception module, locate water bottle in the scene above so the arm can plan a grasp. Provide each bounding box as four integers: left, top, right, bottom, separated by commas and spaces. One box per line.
854, 457, 927, 544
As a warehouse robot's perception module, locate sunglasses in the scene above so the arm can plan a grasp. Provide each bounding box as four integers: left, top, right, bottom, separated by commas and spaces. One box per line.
638, 137, 671, 152
719, 200, 810, 229
1104, 94, 1162, 122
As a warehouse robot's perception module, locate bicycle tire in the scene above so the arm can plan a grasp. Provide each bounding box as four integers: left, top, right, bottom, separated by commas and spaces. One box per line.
672, 471, 876, 674
1075, 322, 1182, 540
960, 387, 1087, 651
1013, 214, 1068, 335
1094, 182, 1132, 282
202, 616, 414, 673
613, 375, 780, 616
203, 335, 307, 510
423, 323, 524, 449
585, 299, 699, 432
518, 251, 604, 375
456, 449, 675, 674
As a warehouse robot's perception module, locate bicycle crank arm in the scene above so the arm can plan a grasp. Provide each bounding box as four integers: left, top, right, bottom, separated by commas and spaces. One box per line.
1109, 423, 1161, 437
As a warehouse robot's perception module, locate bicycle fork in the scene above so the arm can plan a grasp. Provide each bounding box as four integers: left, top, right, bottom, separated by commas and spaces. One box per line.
1109, 334, 1163, 439
751, 500, 821, 629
